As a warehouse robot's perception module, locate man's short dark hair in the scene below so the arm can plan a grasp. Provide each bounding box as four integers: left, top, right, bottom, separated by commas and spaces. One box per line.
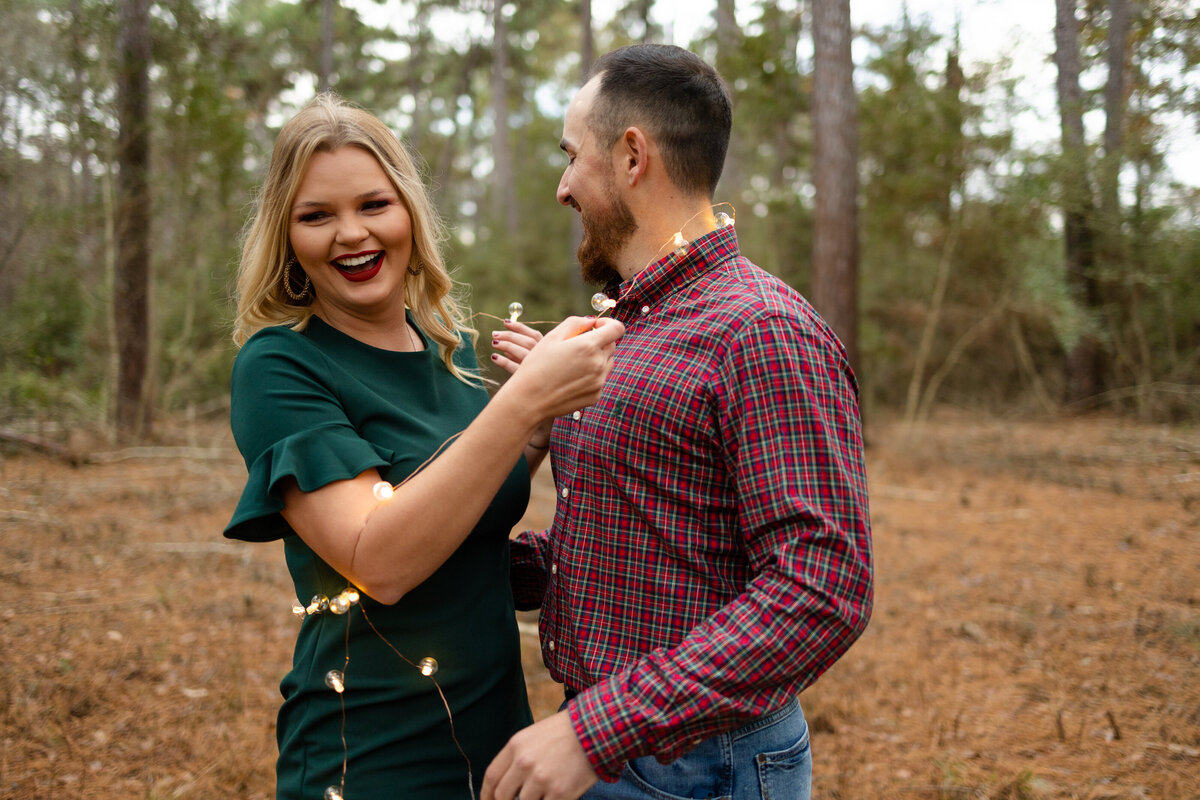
587, 44, 732, 200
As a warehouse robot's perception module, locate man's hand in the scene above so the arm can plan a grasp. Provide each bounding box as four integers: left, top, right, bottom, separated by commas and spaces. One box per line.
481, 710, 600, 800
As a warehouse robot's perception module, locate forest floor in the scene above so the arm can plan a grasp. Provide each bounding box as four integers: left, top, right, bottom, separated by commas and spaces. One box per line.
1, 409, 1198, 799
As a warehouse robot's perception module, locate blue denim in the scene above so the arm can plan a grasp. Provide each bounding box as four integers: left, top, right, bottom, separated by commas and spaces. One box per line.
579, 701, 811, 800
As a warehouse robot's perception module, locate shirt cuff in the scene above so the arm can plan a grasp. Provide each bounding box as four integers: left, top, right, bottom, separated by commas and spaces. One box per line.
568, 683, 636, 782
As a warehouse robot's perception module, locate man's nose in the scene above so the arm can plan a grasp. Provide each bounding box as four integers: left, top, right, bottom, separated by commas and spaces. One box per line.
556, 171, 574, 208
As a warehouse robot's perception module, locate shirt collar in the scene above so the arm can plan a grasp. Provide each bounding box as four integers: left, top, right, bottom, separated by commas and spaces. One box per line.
603, 225, 741, 312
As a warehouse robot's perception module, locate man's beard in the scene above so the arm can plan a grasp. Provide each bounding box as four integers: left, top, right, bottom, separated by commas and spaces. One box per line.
578, 182, 637, 286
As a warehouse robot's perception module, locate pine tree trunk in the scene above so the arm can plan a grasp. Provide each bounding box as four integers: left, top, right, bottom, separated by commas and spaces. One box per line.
714, 0, 743, 205
1054, 0, 1102, 403
491, 0, 518, 233
319, 0, 333, 92
811, 0, 860, 373
1100, 0, 1129, 261
580, 0, 594, 77
114, 0, 152, 437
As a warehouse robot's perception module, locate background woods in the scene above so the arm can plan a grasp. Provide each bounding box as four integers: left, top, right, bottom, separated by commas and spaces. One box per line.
0, 0, 1197, 437
2, 3, 1199, 799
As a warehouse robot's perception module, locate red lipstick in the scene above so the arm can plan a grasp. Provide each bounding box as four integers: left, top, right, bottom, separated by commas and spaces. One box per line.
333, 251, 384, 283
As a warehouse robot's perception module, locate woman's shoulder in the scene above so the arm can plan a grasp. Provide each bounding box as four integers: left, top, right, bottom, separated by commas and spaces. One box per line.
231, 325, 335, 394
236, 324, 323, 365
241, 323, 311, 353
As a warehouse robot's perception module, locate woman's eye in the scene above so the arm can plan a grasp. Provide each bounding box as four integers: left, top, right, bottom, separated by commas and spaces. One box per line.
363, 200, 389, 211
298, 211, 327, 223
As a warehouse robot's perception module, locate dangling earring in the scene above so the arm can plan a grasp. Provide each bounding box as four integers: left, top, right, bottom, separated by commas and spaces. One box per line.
407, 258, 423, 277
283, 257, 311, 301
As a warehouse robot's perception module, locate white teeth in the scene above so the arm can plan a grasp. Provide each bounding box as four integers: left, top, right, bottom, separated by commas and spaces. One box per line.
335, 253, 377, 268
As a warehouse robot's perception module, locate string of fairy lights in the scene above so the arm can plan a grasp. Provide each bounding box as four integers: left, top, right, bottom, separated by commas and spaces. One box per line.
290, 207, 734, 800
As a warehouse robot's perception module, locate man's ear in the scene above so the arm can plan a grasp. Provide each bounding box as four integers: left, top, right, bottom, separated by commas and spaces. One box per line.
620, 126, 650, 186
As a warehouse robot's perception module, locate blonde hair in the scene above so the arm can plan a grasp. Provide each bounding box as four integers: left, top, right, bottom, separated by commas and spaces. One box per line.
233, 93, 478, 383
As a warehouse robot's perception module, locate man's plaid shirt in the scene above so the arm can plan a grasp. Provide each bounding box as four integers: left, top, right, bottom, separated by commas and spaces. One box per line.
510, 226, 873, 781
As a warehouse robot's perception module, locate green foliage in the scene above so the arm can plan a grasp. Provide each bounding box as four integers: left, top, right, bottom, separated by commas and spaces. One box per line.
1, 0, 1197, 428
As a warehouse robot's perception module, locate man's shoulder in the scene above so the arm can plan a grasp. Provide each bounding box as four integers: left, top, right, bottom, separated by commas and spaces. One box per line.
702, 257, 818, 327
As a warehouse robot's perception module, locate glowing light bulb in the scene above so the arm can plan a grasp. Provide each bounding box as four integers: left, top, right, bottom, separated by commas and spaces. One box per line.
418, 657, 439, 677
716, 211, 734, 227
324, 670, 345, 693
291, 603, 306, 618
372, 481, 395, 501
324, 786, 345, 800
507, 301, 524, 322
307, 595, 329, 615
672, 231, 687, 256
590, 293, 616, 313
329, 588, 359, 615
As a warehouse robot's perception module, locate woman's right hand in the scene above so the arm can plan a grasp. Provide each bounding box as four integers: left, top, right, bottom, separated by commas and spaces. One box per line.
491, 319, 543, 375
497, 316, 624, 423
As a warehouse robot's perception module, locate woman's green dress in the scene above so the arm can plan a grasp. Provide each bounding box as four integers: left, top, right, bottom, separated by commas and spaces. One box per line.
224, 315, 533, 799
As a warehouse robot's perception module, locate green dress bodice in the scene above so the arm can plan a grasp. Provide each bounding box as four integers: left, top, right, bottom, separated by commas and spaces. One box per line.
225, 315, 532, 799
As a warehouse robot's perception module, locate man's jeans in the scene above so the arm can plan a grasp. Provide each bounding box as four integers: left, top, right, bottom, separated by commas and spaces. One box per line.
580, 700, 812, 800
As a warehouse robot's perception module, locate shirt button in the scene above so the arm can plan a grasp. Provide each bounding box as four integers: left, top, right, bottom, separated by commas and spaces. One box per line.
560, 486, 570, 499
640, 305, 650, 314
572, 410, 582, 421
551, 563, 558, 575
548, 640, 556, 651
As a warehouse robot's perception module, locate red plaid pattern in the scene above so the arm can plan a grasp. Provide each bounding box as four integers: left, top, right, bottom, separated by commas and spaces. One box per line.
510, 226, 873, 780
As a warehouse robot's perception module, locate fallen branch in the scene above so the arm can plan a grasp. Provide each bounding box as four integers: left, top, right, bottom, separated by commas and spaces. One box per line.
1064, 382, 1200, 413
0, 428, 79, 465
88, 445, 235, 463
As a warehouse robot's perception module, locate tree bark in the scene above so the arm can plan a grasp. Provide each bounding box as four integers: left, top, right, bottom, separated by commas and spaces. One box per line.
1054, 0, 1102, 403
580, 0, 594, 78
491, 0, 518, 233
811, 0, 860, 373
714, 0, 743, 204
1100, 0, 1130, 259
319, 0, 333, 92
114, 0, 152, 437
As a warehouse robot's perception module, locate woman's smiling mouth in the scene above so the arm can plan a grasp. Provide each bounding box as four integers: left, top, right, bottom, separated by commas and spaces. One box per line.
333, 251, 384, 282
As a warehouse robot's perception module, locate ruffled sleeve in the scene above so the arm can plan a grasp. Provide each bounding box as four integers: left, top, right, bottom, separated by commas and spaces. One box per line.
225, 424, 392, 542
223, 326, 390, 542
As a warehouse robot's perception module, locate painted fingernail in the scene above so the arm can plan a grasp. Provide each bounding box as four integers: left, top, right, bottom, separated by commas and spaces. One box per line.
490, 354, 499, 361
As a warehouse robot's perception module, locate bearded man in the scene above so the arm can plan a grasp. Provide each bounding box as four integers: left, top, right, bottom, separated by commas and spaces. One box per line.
486, 44, 873, 800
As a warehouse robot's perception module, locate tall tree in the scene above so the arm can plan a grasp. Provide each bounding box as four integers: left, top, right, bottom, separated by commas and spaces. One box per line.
580, 0, 594, 75
114, 0, 152, 436
491, 0, 518, 232
713, 0, 744, 205
1054, 0, 1101, 402
319, 0, 334, 91
811, 0, 860, 372
1099, 0, 1130, 261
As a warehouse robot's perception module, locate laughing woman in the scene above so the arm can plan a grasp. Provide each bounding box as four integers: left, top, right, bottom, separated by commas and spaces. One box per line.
224, 94, 622, 799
